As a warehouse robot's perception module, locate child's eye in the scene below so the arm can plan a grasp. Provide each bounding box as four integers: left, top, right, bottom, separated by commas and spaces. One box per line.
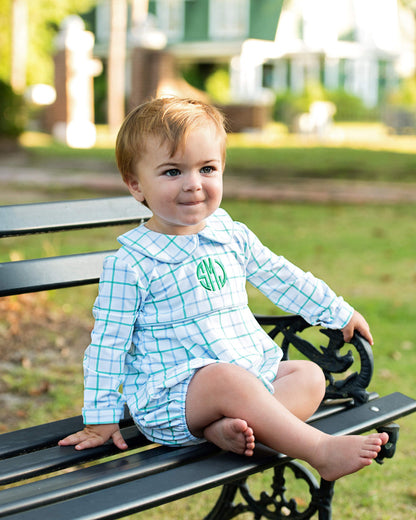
164, 169, 181, 177
200, 166, 214, 174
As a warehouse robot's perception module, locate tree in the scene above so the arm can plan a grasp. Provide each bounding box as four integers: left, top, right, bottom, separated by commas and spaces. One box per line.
0, 80, 27, 141
0, 0, 97, 87
400, 0, 416, 79
108, 0, 128, 133
107, 0, 149, 132
11, 0, 28, 92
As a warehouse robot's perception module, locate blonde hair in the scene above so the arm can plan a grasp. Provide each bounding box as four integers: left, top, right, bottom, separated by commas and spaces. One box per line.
115, 97, 227, 183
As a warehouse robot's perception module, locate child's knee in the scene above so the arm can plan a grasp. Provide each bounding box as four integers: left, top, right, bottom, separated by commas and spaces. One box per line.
196, 362, 259, 395
204, 361, 252, 381
304, 361, 326, 399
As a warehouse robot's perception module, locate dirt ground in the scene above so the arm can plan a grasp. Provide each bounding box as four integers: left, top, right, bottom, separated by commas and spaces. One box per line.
0, 293, 92, 433
2, 150, 416, 204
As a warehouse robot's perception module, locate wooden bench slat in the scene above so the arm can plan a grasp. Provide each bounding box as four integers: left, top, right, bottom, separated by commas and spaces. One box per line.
2, 392, 415, 520
0, 449, 282, 520
0, 416, 85, 459
0, 409, 132, 460
0, 426, 147, 486
0, 443, 219, 518
0, 251, 112, 296
0, 447, 283, 520
310, 392, 416, 435
0, 197, 151, 237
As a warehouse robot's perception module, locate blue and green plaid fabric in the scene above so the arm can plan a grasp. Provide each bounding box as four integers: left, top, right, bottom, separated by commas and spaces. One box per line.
82, 208, 353, 433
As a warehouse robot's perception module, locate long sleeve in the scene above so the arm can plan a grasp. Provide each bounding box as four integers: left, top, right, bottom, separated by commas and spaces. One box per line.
82, 254, 142, 424
240, 225, 353, 329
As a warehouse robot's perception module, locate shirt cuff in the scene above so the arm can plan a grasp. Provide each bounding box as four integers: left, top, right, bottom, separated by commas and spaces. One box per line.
82, 407, 124, 425
328, 298, 354, 329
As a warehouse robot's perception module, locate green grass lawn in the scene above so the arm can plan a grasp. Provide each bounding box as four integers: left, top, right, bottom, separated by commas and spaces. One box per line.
226, 145, 416, 182
1, 197, 415, 519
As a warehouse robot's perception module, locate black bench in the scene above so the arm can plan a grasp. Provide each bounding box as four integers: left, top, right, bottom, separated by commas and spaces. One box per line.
1, 196, 415, 520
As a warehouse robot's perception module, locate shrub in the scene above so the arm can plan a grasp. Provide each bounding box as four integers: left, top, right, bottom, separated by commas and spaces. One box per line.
326, 89, 379, 121
273, 82, 327, 128
387, 77, 416, 108
0, 80, 27, 138
273, 84, 379, 128
383, 78, 416, 134
205, 68, 231, 104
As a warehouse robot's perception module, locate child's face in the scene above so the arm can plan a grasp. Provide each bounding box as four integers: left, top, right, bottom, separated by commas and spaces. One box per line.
126, 122, 224, 235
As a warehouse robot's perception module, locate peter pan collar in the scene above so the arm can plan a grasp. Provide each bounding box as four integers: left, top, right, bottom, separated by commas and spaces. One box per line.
118, 208, 234, 263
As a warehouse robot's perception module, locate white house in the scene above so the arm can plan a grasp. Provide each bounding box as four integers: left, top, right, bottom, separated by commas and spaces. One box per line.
90, 0, 415, 112
260, 0, 416, 107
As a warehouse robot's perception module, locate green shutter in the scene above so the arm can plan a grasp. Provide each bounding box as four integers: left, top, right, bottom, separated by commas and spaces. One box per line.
184, 0, 209, 42
148, 1, 156, 17
249, 0, 283, 41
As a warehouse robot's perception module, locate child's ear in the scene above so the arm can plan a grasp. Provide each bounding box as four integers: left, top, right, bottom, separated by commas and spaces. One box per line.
126, 175, 145, 202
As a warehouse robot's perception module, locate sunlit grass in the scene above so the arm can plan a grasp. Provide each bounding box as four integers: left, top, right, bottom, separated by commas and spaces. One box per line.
228, 121, 416, 153
20, 125, 117, 149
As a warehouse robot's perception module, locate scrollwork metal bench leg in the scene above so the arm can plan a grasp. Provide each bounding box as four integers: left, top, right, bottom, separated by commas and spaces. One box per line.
313, 479, 335, 520
205, 460, 334, 519
204, 481, 247, 520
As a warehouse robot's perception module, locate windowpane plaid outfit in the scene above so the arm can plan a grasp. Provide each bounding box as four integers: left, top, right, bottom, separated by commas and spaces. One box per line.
83, 208, 353, 445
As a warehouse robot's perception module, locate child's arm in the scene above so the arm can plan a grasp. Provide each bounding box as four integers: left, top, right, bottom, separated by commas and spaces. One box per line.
239, 224, 374, 344
74, 255, 141, 450
341, 310, 374, 346
58, 423, 128, 451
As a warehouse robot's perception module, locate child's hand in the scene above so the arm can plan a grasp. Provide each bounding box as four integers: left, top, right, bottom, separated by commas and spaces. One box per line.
341, 310, 374, 346
58, 423, 128, 451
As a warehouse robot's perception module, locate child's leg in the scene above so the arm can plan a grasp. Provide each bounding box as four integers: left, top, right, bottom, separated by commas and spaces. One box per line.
272, 360, 326, 420
185, 363, 388, 481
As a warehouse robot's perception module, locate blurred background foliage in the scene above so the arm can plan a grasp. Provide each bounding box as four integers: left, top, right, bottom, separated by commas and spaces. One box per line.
0, 0, 96, 85
0, 80, 27, 139
1, 1, 416, 141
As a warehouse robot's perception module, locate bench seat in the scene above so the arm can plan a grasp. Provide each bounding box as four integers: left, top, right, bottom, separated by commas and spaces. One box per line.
1, 392, 415, 520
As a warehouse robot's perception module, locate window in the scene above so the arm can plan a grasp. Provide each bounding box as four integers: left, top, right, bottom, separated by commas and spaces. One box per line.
209, 0, 249, 40
155, 0, 185, 41
95, 0, 111, 43
262, 63, 274, 89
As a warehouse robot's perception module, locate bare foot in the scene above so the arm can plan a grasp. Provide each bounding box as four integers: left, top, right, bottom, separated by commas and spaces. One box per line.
203, 417, 255, 456
311, 432, 389, 481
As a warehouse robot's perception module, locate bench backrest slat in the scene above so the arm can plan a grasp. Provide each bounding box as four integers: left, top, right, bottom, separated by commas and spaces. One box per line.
0, 197, 152, 297
0, 197, 151, 237
0, 251, 113, 296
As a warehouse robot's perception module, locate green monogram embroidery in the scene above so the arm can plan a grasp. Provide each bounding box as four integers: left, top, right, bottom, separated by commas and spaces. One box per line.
196, 258, 227, 291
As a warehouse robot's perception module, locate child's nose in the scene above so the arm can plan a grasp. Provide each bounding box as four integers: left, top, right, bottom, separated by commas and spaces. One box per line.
183, 171, 202, 191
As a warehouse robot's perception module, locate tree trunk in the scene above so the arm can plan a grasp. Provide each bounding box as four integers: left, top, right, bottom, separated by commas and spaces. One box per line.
108, 0, 128, 133
11, 0, 28, 93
